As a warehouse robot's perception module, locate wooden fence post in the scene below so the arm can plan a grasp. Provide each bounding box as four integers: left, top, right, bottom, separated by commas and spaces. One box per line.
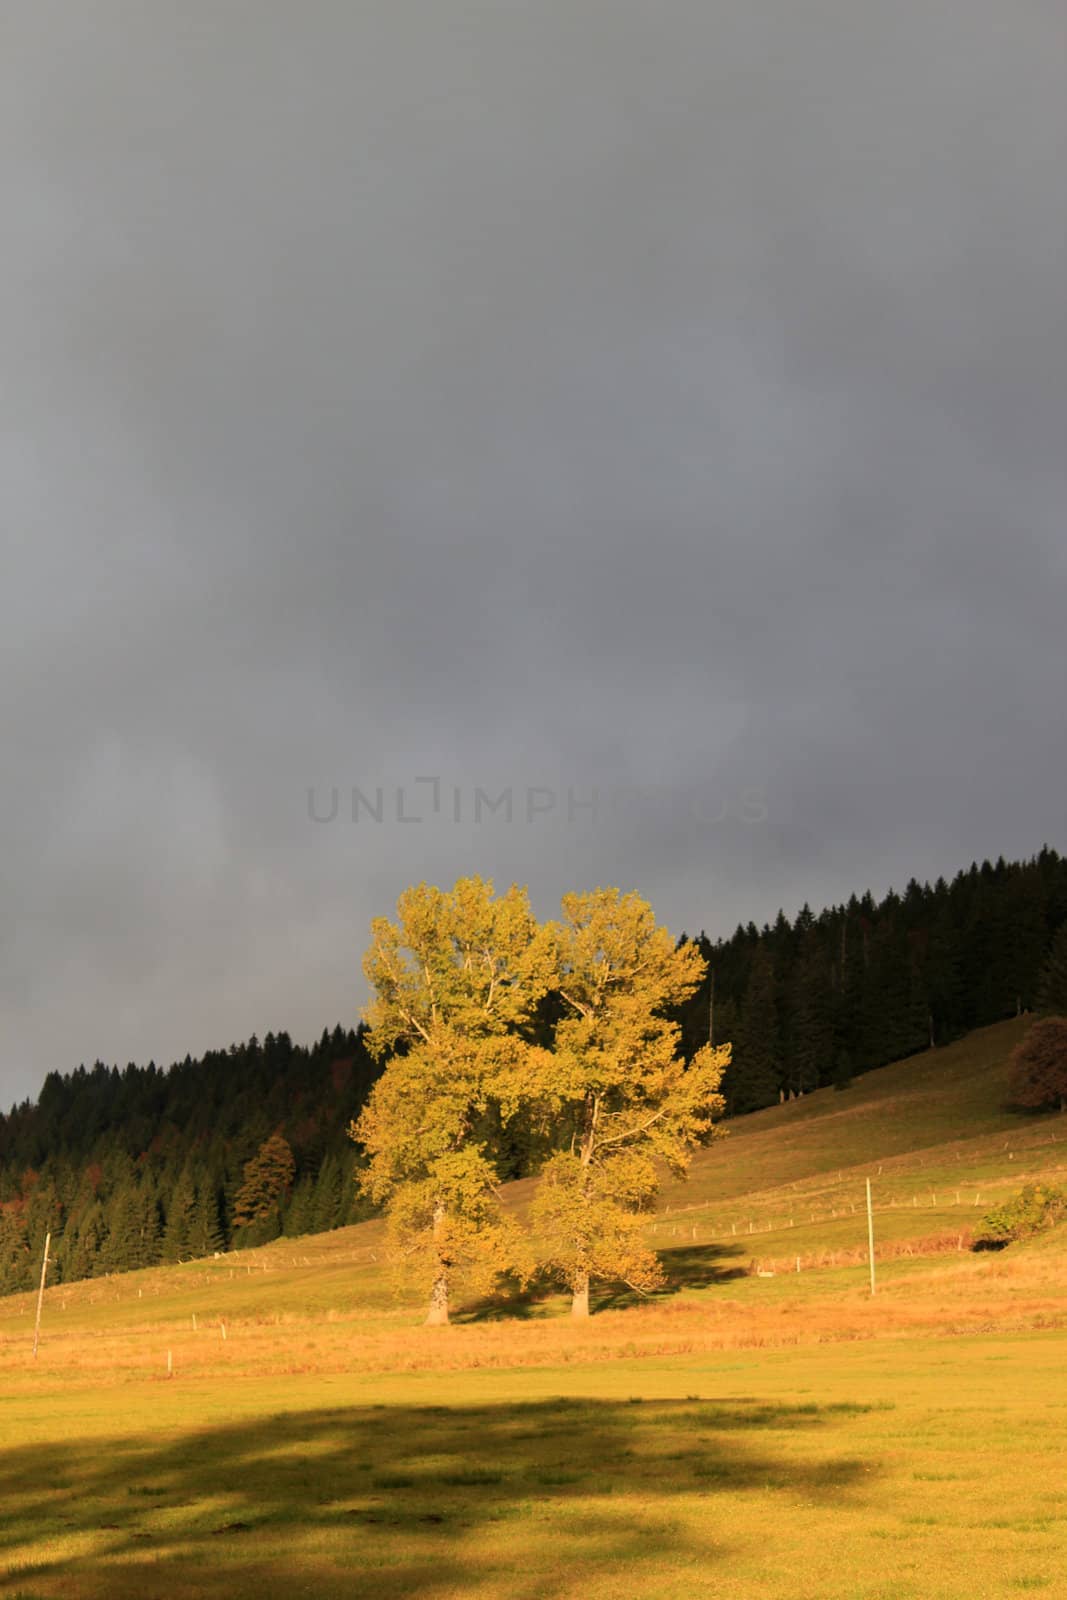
32, 1231, 51, 1359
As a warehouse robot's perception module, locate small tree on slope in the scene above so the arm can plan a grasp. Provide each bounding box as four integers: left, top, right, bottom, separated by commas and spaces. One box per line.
233, 1134, 296, 1229
531, 889, 729, 1318
1008, 1016, 1067, 1112
350, 877, 556, 1325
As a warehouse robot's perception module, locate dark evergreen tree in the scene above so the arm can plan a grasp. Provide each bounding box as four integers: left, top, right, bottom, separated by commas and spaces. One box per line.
918, 896, 962, 1046
732, 947, 781, 1112
65, 1201, 107, 1281
101, 1181, 142, 1274
789, 938, 835, 1094
282, 1176, 315, 1238
135, 1182, 163, 1268
0, 1203, 31, 1295
233, 1211, 282, 1249
1037, 923, 1067, 1017
838, 903, 870, 1069
188, 1180, 224, 1259
309, 1154, 346, 1232
161, 1166, 197, 1263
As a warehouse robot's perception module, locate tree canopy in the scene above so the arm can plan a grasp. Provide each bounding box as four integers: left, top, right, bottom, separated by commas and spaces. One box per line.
353, 882, 728, 1321
531, 889, 728, 1316
1008, 1017, 1067, 1113
351, 877, 556, 1324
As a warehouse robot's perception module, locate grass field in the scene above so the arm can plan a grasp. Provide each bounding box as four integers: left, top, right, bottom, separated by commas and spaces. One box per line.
2, 1018, 1065, 1598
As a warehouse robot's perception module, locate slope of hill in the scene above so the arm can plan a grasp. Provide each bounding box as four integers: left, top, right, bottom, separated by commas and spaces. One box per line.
3, 844, 1065, 1298
3, 1017, 1065, 1388
651, 1027, 1062, 1301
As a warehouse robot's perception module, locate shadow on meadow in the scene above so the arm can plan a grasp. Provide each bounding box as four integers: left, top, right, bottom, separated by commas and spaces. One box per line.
0, 1391, 875, 1599
456, 1242, 749, 1323
595, 1241, 750, 1312
451, 1271, 557, 1322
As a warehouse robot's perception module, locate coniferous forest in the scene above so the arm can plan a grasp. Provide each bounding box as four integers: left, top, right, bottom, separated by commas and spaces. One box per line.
2, 847, 1065, 1297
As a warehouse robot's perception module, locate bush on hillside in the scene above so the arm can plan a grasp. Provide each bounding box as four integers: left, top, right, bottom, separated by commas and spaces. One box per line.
233, 1212, 282, 1250
1007, 1017, 1067, 1112
972, 1182, 1067, 1251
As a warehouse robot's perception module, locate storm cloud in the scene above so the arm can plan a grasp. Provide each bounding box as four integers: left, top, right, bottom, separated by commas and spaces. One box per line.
3, 1, 1065, 1101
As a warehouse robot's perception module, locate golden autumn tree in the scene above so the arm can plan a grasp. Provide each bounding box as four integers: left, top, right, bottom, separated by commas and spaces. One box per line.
233, 1132, 296, 1229
349, 877, 556, 1325
531, 889, 729, 1317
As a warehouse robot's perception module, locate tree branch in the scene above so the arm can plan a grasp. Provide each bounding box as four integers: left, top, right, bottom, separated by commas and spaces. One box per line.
592, 1102, 670, 1151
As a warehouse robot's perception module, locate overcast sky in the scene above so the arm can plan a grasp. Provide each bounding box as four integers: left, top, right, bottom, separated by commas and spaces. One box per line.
3, 1, 1065, 1104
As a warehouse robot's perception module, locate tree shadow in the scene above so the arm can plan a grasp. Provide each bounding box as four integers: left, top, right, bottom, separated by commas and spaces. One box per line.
452, 1269, 560, 1323
457, 1243, 750, 1322
593, 1242, 750, 1312
0, 1393, 876, 1598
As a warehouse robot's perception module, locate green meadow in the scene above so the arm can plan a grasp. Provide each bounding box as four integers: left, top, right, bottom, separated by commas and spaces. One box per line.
2, 1018, 1066, 1598
3, 1337, 1065, 1599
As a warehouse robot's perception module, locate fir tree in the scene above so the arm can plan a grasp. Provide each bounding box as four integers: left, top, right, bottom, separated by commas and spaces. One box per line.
1037, 923, 1067, 1017
0, 1204, 30, 1295
309, 1155, 345, 1233
188, 1181, 224, 1258
66, 1202, 107, 1281
789, 939, 834, 1094
161, 1166, 197, 1263
733, 947, 781, 1112
101, 1181, 142, 1273
136, 1182, 162, 1267
282, 1176, 315, 1238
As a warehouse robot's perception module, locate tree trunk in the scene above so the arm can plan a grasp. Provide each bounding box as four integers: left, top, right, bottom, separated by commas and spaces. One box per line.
571, 1098, 597, 1319
426, 1272, 450, 1325
425, 1201, 449, 1326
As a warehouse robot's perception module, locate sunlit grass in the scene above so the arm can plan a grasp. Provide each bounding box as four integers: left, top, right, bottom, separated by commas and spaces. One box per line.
1, 1336, 1065, 1598
2, 1018, 1066, 1595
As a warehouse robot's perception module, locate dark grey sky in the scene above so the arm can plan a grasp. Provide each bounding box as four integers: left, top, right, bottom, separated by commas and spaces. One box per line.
4, 1, 1066, 1103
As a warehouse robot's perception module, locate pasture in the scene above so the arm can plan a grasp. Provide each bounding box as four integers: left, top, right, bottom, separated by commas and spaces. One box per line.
2, 1018, 1065, 1597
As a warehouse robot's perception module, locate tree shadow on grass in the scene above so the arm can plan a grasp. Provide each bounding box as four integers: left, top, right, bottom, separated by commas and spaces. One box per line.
0, 1392, 877, 1600
593, 1242, 750, 1312
452, 1270, 559, 1323
457, 1243, 750, 1323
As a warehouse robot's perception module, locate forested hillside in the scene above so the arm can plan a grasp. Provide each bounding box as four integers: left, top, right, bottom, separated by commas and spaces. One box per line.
0, 1027, 378, 1294
675, 846, 1067, 1112
2, 847, 1066, 1297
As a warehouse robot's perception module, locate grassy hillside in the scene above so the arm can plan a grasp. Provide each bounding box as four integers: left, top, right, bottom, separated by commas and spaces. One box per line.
3, 1018, 1067, 1599
2, 1016, 1065, 1374
647, 1014, 1066, 1265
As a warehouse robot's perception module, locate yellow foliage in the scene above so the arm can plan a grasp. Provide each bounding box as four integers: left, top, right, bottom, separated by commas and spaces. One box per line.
532, 889, 729, 1312
351, 877, 554, 1322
